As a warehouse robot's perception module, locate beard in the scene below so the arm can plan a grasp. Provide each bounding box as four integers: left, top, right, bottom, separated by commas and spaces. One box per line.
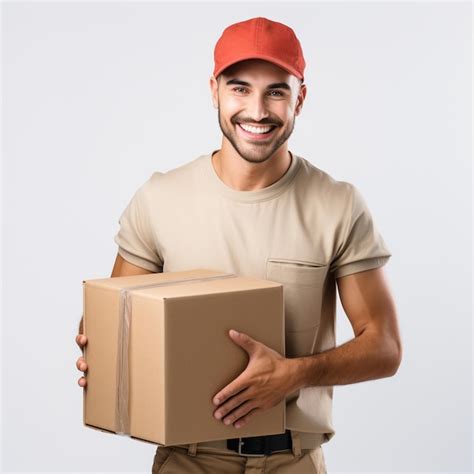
217, 108, 295, 165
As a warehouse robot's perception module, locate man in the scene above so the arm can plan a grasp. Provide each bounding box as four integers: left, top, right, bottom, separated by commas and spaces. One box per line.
75, 17, 402, 473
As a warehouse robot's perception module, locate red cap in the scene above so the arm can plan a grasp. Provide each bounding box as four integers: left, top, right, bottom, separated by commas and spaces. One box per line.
213, 17, 306, 82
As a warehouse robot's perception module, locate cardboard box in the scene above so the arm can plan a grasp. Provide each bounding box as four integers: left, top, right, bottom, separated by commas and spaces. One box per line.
82, 268, 285, 446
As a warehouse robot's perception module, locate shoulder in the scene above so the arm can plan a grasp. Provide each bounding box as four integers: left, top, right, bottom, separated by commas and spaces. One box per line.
296, 155, 356, 211
145, 154, 206, 195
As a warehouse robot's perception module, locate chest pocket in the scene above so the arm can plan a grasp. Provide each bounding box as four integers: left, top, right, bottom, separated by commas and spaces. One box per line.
265, 258, 328, 358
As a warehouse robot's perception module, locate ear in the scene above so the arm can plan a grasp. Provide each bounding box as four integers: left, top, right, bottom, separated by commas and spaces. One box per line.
294, 83, 307, 116
209, 75, 219, 109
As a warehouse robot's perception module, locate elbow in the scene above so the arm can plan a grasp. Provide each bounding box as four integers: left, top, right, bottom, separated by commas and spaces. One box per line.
387, 338, 403, 376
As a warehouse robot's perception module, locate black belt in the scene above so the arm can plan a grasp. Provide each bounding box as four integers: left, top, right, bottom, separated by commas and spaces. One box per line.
227, 429, 293, 456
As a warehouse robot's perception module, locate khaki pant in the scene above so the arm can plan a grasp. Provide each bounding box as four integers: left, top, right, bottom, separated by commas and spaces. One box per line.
152, 430, 327, 473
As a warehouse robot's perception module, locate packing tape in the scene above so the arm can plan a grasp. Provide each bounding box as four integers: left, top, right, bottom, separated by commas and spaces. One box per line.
115, 272, 238, 435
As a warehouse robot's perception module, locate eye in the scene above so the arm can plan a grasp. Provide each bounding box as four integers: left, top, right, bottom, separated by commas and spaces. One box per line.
231, 87, 284, 97
232, 87, 248, 94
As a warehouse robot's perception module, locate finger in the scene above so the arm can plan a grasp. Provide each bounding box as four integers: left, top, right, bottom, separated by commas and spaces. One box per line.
75, 334, 88, 348
214, 388, 251, 420
234, 407, 262, 429
221, 401, 259, 427
76, 357, 88, 372
78, 376, 87, 387
213, 377, 250, 406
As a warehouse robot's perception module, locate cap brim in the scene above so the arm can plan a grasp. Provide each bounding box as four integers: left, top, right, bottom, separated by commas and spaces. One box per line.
214, 54, 303, 81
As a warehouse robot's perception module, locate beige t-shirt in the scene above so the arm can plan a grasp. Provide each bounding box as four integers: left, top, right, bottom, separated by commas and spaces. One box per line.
114, 149, 392, 449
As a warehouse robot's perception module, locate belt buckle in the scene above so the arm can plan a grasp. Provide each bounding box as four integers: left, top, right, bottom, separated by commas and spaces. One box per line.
237, 437, 266, 457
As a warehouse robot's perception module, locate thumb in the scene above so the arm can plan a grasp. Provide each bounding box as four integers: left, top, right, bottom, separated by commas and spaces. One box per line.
229, 329, 257, 355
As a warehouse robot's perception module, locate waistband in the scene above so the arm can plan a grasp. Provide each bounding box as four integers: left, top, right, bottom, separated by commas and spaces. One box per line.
175, 431, 326, 452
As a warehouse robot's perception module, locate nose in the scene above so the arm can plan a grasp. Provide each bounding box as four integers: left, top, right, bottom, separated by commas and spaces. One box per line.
246, 93, 270, 123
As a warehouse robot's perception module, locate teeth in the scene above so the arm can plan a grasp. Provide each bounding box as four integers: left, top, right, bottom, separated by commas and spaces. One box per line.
239, 123, 273, 134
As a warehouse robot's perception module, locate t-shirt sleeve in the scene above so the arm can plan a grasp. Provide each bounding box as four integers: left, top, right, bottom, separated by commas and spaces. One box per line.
113, 177, 163, 273
329, 183, 392, 279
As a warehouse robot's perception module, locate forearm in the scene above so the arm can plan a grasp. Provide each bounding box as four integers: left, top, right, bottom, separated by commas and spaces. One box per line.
291, 329, 399, 389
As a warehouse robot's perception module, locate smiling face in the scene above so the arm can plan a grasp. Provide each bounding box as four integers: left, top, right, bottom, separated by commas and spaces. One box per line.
210, 59, 307, 164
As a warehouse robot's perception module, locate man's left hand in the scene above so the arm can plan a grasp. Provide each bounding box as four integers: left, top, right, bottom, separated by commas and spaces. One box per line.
212, 329, 298, 429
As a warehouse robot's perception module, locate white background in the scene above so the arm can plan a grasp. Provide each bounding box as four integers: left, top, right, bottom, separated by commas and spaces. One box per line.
2, 1, 472, 473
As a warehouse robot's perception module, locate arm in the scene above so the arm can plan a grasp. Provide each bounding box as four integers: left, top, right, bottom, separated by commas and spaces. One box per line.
210, 268, 403, 429
292, 266, 402, 389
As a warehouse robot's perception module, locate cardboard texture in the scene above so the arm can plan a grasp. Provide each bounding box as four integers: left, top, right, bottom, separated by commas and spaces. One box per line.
82, 268, 286, 446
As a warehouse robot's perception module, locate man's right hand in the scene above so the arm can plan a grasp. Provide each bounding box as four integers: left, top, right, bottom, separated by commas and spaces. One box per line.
76, 334, 88, 387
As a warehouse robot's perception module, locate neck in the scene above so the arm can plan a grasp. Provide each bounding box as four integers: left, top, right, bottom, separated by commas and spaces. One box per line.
211, 143, 292, 192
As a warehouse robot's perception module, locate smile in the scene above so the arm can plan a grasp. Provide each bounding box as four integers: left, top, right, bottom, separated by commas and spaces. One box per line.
236, 123, 277, 140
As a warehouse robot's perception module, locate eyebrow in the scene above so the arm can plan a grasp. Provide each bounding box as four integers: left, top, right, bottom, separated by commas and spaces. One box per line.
225, 79, 291, 90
